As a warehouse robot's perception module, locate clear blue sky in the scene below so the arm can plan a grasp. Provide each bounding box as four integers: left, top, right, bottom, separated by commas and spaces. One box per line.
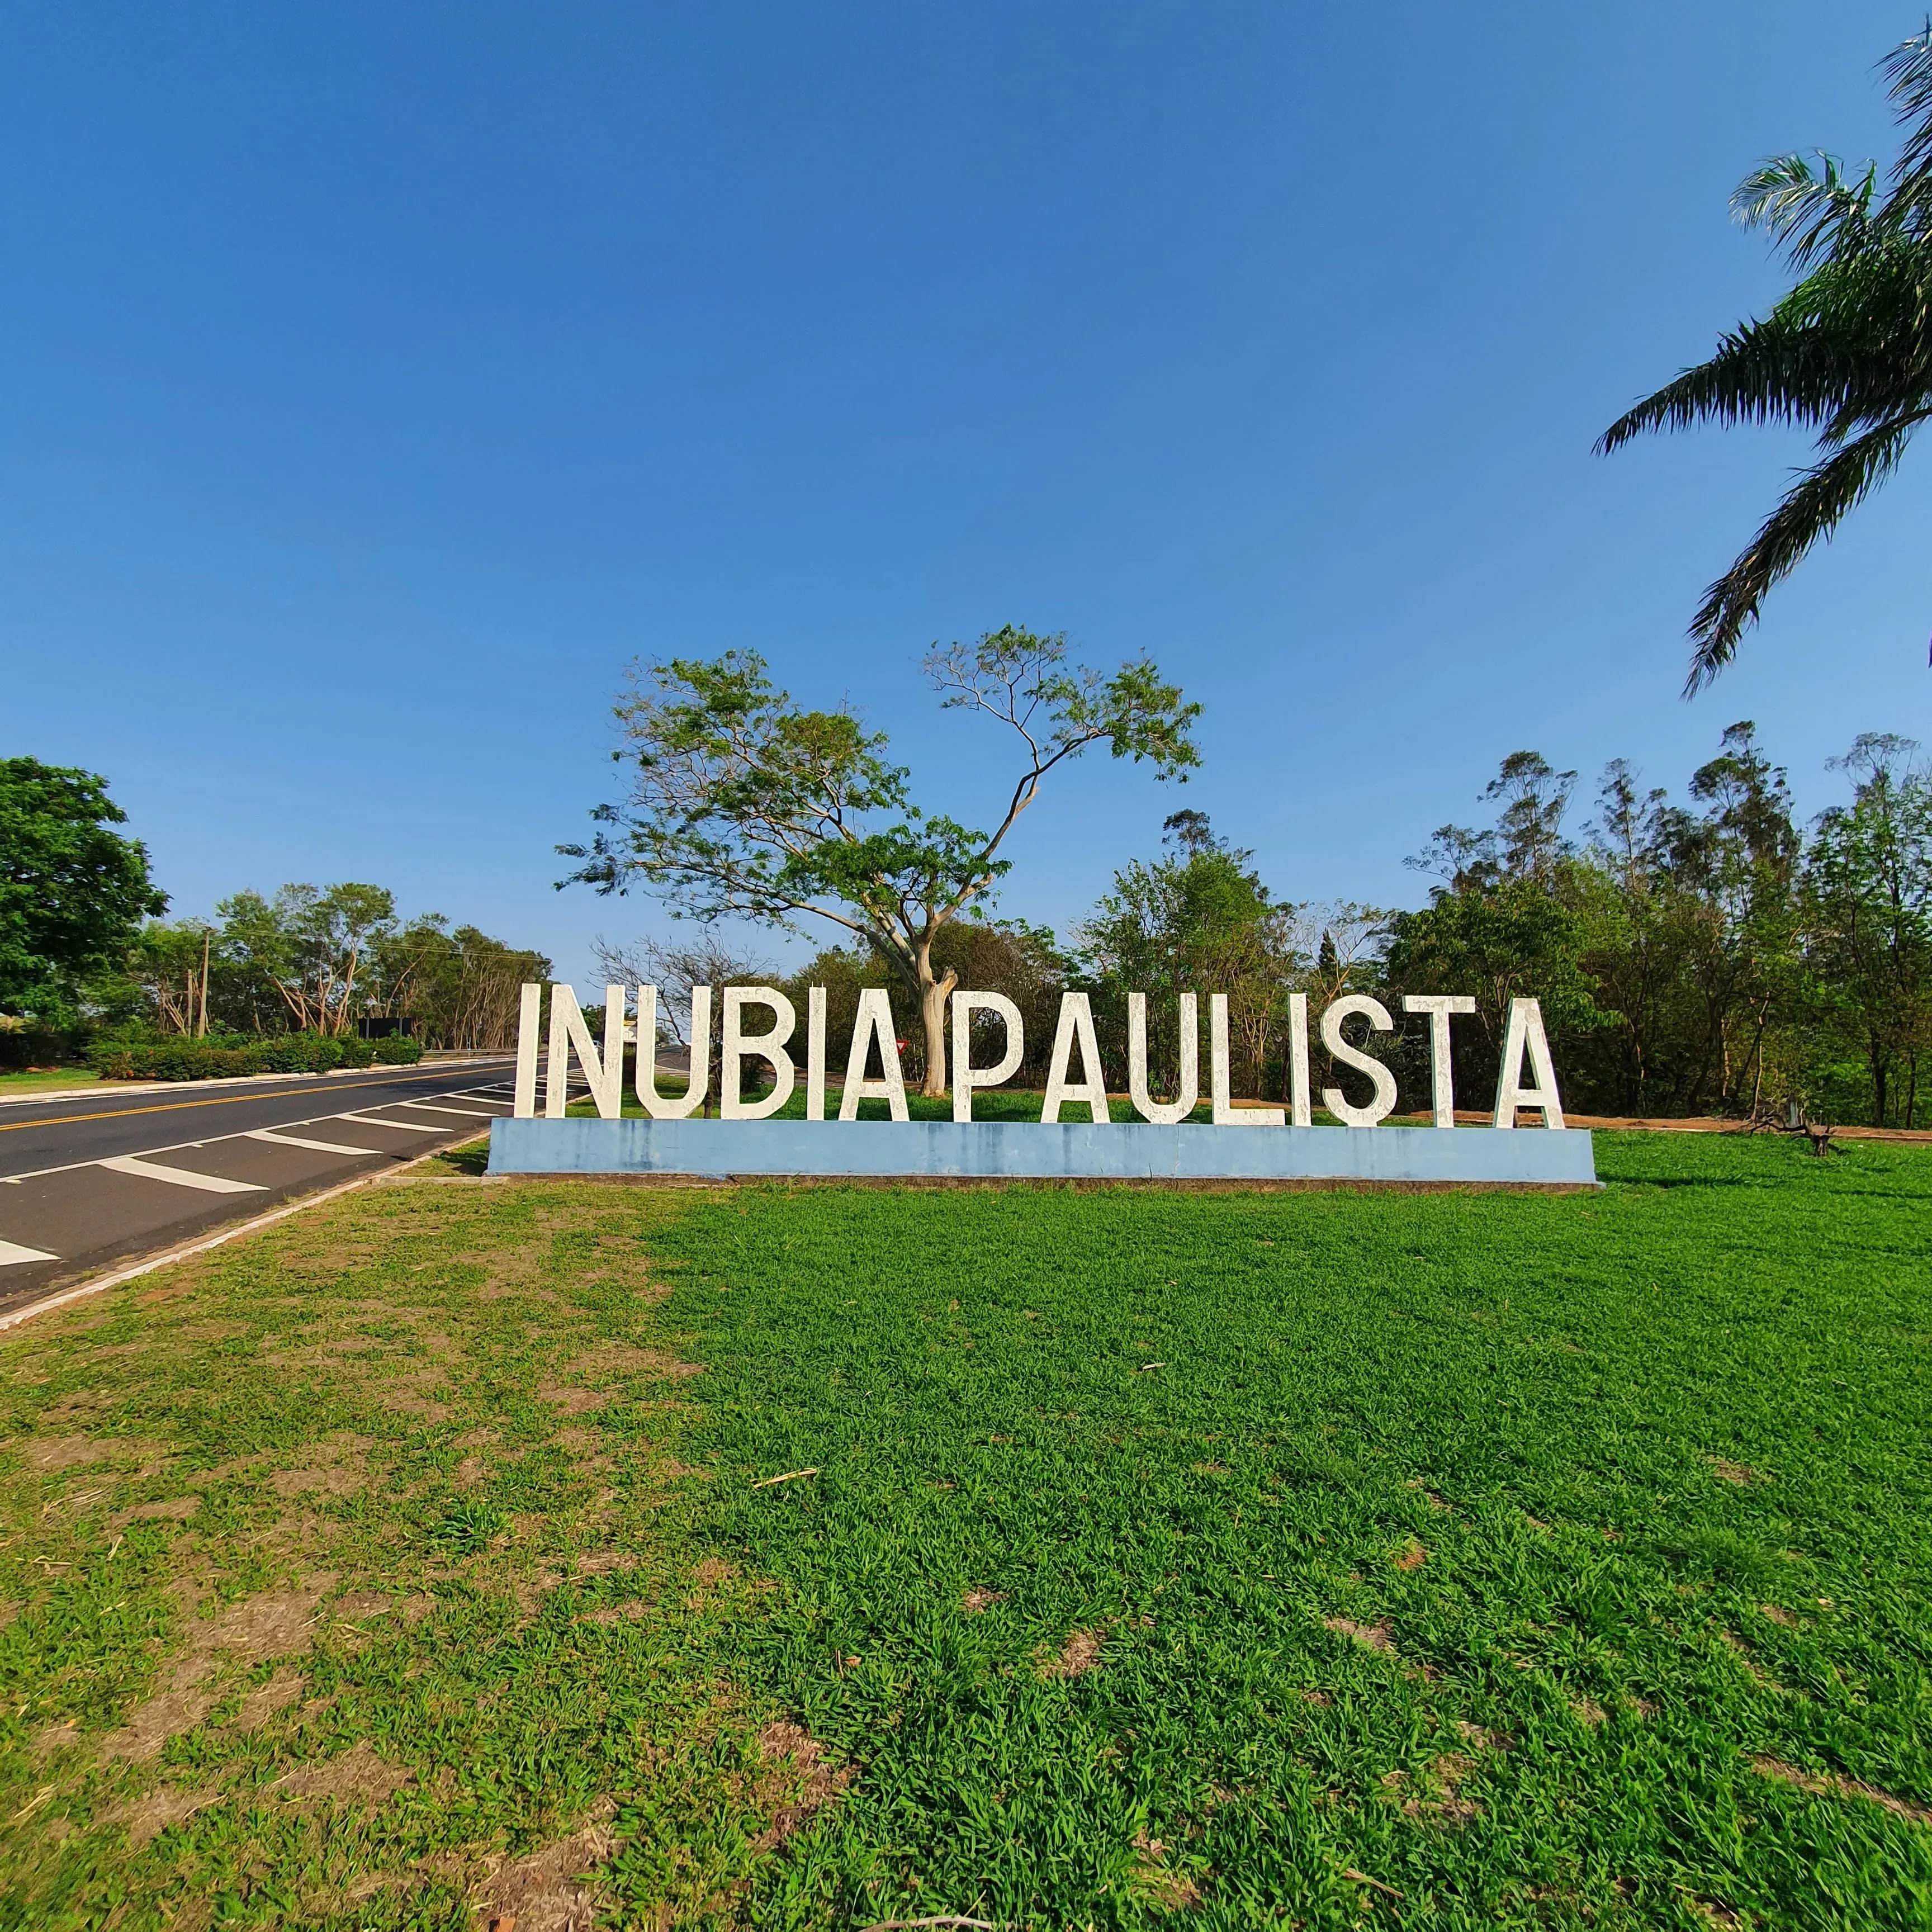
6, 3, 1929, 991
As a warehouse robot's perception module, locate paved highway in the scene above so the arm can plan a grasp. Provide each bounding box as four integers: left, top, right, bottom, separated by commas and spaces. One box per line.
0, 1057, 526, 1318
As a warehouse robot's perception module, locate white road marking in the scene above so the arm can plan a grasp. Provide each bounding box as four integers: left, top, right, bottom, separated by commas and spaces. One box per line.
0, 1239, 58, 1266
338, 1115, 446, 1135
387, 1102, 505, 1119
245, 1129, 391, 1158
99, 1156, 267, 1194
0, 1082, 512, 1187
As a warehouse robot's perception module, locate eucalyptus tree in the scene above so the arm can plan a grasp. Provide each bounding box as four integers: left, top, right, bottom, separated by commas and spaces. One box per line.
1806, 734, 1932, 1125
561, 627, 1200, 1096
1598, 28, 1932, 688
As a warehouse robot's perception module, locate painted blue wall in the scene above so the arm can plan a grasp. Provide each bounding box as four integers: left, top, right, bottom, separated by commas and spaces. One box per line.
487, 1118, 1597, 1187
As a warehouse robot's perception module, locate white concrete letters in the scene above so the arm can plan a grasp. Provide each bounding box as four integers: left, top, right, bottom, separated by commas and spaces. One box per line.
514, 982, 542, 1118
1210, 994, 1284, 1126
635, 984, 711, 1119
546, 983, 625, 1120
1286, 991, 1313, 1128
1403, 994, 1477, 1129
952, 991, 1024, 1123
840, 987, 909, 1121
1492, 997, 1566, 1129
1128, 991, 1198, 1125
806, 984, 828, 1121
1042, 992, 1111, 1124
1319, 993, 1398, 1129
721, 986, 797, 1121
510, 982, 1572, 1137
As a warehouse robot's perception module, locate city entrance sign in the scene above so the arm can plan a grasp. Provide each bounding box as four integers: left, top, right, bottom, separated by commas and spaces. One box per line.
485, 983, 1598, 1188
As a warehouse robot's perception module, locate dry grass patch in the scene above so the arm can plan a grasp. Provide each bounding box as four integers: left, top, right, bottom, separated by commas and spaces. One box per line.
1750, 1755, 1932, 1825
1039, 1628, 1104, 1678
1324, 1616, 1396, 1654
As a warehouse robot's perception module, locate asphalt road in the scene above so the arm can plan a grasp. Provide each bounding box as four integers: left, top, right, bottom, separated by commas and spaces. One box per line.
0, 1057, 524, 1319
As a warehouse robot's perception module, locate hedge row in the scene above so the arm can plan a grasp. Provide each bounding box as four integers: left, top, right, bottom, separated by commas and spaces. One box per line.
88, 1034, 425, 1082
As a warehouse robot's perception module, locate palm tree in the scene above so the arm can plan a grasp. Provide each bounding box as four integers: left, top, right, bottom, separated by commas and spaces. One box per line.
1599, 27, 1932, 692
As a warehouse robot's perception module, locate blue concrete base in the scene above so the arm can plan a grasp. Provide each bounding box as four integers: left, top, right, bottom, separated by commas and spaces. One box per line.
486, 1117, 1598, 1188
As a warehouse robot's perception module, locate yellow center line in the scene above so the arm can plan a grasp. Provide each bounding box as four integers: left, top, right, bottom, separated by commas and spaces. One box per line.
0, 1072, 505, 1134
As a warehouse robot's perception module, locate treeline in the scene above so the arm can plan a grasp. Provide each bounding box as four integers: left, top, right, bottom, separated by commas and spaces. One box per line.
105, 885, 552, 1053
636, 723, 1931, 1128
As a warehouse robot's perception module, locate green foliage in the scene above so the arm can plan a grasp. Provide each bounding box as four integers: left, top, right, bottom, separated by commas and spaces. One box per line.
1803, 735, 1932, 1126
562, 627, 1199, 1092
110, 893, 548, 1052
0, 757, 165, 1024
786, 918, 1069, 1087
1081, 812, 1326, 1098
86, 1031, 423, 1082
1599, 26, 1932, 684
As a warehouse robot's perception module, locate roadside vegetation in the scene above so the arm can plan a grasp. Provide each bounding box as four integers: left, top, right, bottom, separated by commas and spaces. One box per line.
2, 1133, 1926, 1927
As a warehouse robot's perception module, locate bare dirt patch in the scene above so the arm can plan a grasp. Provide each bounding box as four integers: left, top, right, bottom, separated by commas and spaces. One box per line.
1324, 1617, 1396, 1654
574, 1550, 638, 1577
1040, 1628, 1104, 1678
474, 1797, 617, 1932
1710, 1460, 1754, 1485
571, 1342, 700, 1380
539, 1385, 610, 1414
1570, 1698, 1608, 1727
750, 1721, 854, 1852
1751, 1755, 1932, 1825
962, 1587, 1006, 1614
1394, 1542, 1428, 1573
276, 1739, 414, 1808
234, 1668, 306, 1730
104, 1574, 336, 1760
1132, 1829, 1203, 1911
692, 1557, 734, 1586
107, 1782, 225, 1847
24, 1436, 165, 1471
1758, 1603, 1800, 1628
270, 1449, 368, 1499
1386, 1750, 1482, 1826
120, 1495, 200, 1523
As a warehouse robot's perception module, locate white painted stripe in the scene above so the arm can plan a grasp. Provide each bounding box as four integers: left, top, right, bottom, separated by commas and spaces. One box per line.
99, 1156, 267, 1195
0, 1238, 58, 1265
338, 1115, 446, 1135
386, 1102, 504, 1119
245, 1129, 391, 1158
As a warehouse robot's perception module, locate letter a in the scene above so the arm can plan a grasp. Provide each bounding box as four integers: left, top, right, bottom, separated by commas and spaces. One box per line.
1492, 997, 1565, 1129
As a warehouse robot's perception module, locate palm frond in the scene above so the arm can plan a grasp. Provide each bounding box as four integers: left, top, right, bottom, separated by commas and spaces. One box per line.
1883, 24, 1932, 198
1595, 304, 1871, 453
1684, 413, 1926, 691
1733, 152, 1877, 266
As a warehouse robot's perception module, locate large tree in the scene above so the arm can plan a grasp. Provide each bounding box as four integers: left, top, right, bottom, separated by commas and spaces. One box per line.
1598, 27, 1932, 689
560, 626, 1200, 1096
0, 757, 165, 1021
1805, 734, 1932, 1126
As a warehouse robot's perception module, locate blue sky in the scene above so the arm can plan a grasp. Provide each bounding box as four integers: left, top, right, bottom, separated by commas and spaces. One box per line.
5, 3, 1930, 990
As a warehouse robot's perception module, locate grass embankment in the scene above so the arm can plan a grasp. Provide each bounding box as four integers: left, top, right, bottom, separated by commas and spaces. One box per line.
0, 1069, 100, 1097
1, 1135, 1928, 1927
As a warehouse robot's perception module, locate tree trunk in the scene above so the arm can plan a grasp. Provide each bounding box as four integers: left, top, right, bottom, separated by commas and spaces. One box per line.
913, 944, 957, 1100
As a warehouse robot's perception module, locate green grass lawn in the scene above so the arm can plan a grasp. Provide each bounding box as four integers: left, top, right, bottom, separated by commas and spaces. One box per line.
1, 1133, 1927, 1928
0, 1068, 99, 1097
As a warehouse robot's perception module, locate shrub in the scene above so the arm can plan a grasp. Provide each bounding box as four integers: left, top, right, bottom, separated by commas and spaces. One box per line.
87, 1032, 424, 1082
